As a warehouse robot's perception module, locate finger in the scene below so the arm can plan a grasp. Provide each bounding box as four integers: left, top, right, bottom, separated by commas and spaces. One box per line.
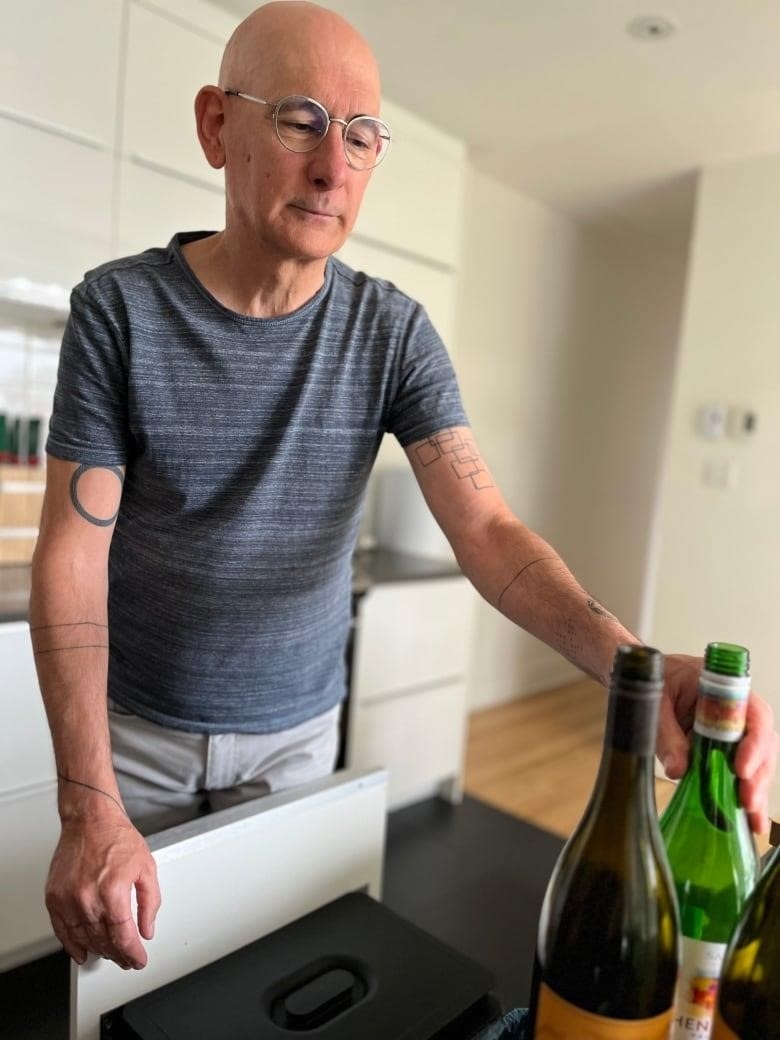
88, 880, 148, 969
135, 865, 162, 942
734, 696, 778, 780
656, 694, 690, 779
739, 743, 778, 836
47, 906, 88, 965
104, 914, 148, 969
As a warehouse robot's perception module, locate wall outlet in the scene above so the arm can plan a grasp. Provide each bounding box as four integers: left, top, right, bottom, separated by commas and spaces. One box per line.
696, 403, 728, 439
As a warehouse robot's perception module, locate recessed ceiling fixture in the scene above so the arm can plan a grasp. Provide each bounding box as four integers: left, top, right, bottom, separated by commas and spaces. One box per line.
626, 14, 677, 40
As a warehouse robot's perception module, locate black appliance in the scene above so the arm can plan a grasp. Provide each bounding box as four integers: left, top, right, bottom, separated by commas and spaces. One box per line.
101, 891, 498, 1039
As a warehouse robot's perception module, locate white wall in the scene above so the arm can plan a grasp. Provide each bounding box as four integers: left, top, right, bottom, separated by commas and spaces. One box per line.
455, 168, 686, 708
649, 154, 780, 817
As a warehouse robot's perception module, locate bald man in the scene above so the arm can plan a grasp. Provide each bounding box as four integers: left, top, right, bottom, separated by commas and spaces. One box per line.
31, 1, 778, 970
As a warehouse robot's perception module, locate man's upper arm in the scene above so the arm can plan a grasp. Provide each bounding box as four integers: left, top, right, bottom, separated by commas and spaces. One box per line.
403, 426, 511, 551
35, 456, 125, 562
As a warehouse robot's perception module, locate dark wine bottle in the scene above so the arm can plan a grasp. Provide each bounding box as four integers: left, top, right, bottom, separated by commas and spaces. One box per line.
529, 645, 679, 1038
712, 843, 780, 1039
660, 642, 758, 1040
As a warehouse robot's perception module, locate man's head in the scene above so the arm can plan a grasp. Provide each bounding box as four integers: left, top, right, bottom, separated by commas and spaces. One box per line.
195, 2, 385, 266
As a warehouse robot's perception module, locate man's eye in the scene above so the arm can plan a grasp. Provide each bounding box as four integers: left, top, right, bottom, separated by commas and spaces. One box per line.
280, 118, 322, 136
346, 132, 372, 152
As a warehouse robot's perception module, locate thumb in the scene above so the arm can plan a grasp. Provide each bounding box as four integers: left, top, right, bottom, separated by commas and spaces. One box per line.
135, 867, 162, 941
657, 695, 689, 779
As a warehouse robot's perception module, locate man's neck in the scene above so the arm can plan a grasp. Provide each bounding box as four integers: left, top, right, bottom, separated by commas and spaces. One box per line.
180, 231, 328, 318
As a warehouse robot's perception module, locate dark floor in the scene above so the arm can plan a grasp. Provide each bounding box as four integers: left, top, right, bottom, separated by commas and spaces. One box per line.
0, 796, 563, 1039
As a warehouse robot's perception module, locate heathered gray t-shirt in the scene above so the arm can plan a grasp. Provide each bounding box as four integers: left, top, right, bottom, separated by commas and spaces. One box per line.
47, 231, 468, 733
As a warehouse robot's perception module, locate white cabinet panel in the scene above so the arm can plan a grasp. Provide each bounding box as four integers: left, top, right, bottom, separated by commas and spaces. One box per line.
0, 0, 122, 145
337, 237, 457, 348
348, 680, 467, 808
0, 622, 54, 793
0, 784, 59, 968
0, 119, 112, 290
353, 98, 466, 269
352, 577, 473, 703
116, 160, 225, 257
123, 3, 225, 188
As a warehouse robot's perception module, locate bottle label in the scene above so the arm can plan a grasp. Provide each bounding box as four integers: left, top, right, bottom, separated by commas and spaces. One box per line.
694, 671, 750, 743
533, 983, 674, 1038
710, 1009, 739, 1038
672, 937, 728, 1039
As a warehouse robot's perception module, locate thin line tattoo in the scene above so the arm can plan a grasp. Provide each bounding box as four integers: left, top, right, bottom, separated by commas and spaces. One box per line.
57, 773, 127, 817
414, 428, 494, 490
497, 556, 559, 613
586, 597, 617, 621
29, 621, 108, 632
33, 644, 109, 656
69, 464, 124, 527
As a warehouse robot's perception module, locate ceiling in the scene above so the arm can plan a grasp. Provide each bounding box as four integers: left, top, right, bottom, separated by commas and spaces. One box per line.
213, 0, 780, 255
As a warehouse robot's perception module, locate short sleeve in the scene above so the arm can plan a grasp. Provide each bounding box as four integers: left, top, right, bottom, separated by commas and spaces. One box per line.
386, 305, 469, 446
46, 281, 131, 466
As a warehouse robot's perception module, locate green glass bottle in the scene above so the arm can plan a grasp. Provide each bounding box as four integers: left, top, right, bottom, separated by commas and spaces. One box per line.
712, 843, 780, 1039
660, 642, 758, 1040
529, 645, 679, 1039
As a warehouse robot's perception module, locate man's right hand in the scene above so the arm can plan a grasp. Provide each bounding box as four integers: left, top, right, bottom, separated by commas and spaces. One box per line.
45, 811, 161, 970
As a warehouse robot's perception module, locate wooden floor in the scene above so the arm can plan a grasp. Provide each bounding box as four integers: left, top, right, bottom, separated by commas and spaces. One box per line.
463, 677, 677, 840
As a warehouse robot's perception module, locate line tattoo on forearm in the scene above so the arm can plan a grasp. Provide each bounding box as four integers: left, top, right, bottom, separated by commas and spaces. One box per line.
29, 621, 108, 632
586, 597, 616, 621
414, 429, 494, 490
33, 644, 109, 656
57, 772, 127, 817
497, 555, 559, 613
69, 464, 124, 527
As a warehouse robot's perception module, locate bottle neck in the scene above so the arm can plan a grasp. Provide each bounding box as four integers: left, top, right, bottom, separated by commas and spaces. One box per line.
595, 683, 659, 814
693, 668, 750, 744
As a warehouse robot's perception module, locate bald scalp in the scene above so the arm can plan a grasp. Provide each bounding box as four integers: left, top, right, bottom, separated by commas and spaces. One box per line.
218, 1, 380, 106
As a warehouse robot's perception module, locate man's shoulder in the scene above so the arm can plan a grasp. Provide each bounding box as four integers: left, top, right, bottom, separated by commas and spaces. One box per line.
329, 255, 420, 313
78, 241, 177, 299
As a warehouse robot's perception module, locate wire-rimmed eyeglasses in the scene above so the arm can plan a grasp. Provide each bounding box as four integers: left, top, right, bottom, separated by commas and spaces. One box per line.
224, 89, 391, 171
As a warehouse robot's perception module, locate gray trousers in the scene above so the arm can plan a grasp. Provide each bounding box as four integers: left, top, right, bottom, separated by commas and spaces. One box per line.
108, 700, 341, 836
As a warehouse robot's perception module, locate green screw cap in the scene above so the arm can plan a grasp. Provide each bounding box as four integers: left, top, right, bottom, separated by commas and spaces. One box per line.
704, 642, 750, 677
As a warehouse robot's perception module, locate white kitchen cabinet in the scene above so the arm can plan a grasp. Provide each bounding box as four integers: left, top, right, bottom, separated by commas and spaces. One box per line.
0, 118, 113, 292
0, 0, 121, 147
346, 575, 475, 809
122, 3, 226, 189
115, 158, 225, 258
0, 622, 59, 969
353, 98, 466, 269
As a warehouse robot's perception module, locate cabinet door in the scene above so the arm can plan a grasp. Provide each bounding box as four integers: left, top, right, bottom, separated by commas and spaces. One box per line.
123, 3, 225, 188
352, 98, 466, 269
0, 0, 122, 146
349, 680, 468, 809
352, 577, 473, 703
0, 119, 113, 291
0, 622, 55, 793
116, 159, 225, 257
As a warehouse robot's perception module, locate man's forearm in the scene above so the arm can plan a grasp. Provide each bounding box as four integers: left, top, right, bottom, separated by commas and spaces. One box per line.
456, 514, 640, 686
29, 552, 125, 821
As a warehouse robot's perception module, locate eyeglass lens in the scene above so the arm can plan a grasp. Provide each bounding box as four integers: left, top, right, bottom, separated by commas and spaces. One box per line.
274, 96, 389, 169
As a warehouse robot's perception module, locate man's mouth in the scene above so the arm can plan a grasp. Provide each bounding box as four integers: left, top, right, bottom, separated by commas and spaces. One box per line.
291, 202, 339, 219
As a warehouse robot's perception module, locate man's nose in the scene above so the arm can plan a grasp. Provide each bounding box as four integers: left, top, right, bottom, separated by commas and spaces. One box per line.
307, 121, 349, 187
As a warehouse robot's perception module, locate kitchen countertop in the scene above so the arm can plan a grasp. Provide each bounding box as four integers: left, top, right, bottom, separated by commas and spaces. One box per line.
0, 550, 462, 625
0, 565, 32, 624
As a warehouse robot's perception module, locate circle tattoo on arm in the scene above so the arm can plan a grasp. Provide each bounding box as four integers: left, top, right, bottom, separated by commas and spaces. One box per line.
69, 464, 125, 527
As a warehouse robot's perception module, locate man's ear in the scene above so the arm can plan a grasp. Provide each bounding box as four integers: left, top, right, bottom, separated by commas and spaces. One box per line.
194, 85, 227, 170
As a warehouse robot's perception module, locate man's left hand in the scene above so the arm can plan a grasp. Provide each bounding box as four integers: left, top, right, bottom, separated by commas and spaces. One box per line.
658, 652, 779, 835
